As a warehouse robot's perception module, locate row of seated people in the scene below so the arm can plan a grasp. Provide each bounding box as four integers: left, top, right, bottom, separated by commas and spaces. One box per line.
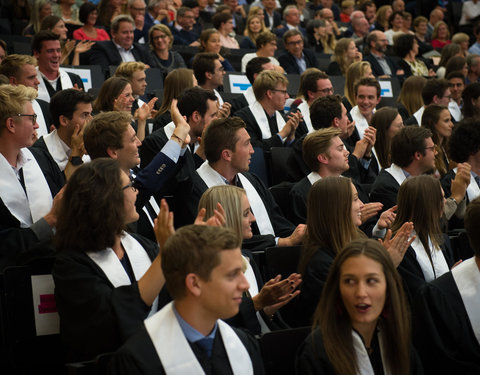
1, 34, 480, 373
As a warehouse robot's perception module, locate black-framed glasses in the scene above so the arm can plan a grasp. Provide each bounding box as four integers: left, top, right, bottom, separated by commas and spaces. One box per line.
14, 113, 37, 124
122, 182, 138, 192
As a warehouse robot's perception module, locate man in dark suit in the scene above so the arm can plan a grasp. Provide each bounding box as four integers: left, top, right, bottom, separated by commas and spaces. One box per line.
170, 7, 200, 46
363, 31, 402, 78
89, 15, 153, 77
273, 6, 307, 39
108, 225, 265, 375
262, 0, 281, 30
128, 0, 150, 44
277, 29, 319, 74
223, 0, 246, 34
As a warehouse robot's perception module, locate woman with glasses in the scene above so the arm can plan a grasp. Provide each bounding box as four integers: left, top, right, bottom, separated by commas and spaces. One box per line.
148, 24, 187, 77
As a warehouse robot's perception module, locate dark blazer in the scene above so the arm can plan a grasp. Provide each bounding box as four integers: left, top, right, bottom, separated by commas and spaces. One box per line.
369, 169, 400, 213
363, 53, 398, 77
170, 25, 199, 46
263, 9, 282, 30
277, 48, 319, 75
89, 41, 153, 77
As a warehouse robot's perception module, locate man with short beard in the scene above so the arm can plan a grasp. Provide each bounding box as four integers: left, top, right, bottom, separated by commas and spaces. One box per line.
363, 30, 402, 78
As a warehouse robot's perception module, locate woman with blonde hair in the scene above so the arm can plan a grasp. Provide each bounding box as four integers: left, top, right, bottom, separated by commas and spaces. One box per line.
431, 21, 451, 49
153, 68, 196, 130
297, 238, 422, 375
242, 14, 268, 48
452, 32, 470, 57
148, 24, 187, 77
23, 0, 52, 36
327, 38, 362, 76
198, 185, 301, 334
374, 5, 393, 31
396, 75, 427, 120
344, 61, 373, 110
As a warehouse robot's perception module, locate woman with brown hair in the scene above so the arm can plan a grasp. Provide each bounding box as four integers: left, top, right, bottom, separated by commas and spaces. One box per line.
198, 28, 235, 71
396, 76, 427, 120
148, 24, 187, 77
421, 104, 453, 178
297, 238, 422, 375
371, 107, 404, 170
393, 175, 455, 298
152, 68, 196, 131
242, 13, 269, 48
295, 177, 413, 326
327, 38, 362, 76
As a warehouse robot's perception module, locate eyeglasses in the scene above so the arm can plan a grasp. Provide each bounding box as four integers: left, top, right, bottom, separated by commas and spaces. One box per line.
271, 89, 288, 95
153, 34, 169, 40
424, 145, 436, 152
14, 113, 37, 124
316, 87, 334, 94
122, 182, 138, 192
286, 40, 303, 45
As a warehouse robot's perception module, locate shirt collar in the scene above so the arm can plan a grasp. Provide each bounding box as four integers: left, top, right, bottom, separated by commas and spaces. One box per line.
113, 41, 134, 52
173, 303, 218, 343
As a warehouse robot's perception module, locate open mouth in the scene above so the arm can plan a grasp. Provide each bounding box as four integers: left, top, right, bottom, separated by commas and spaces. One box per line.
355, 303, 371, 313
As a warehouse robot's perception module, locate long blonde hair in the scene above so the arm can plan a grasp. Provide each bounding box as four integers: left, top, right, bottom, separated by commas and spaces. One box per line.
244, 14, 268, 46
331, 38, 355, 75
397, 75, 426, 116
344, 61, 372, 106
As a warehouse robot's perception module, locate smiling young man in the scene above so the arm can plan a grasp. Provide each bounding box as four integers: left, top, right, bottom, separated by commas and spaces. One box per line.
277, 29, 319, 74
89, 15, 153, 78
32, 31, 84, 103
108, 225, 265, 375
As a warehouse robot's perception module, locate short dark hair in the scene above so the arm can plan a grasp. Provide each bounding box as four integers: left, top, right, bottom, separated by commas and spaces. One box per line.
55, 158, 125, 253
50, 89, 94, 129
394, 33, 415, 58
465, 197, 480, 256
446, 70, 465, 82
449, 117, 480, 162
299, 69, 329, 101
246, 57, 271, 84
283, 28, 303, 44
354, 77, 381, 98
212, 11, 232, 29
391, 126, 432, 167
192, 52, 218, 85
162, 225, 241, 299
40, 15, 63, 32
462, 82, 480, 118
204, 117, 246, 163
255, 31, 276, 48
310, 95, 343, 129
32, 30, 60, 53
177, 86, 217, 118
422, 78, 450, 105
79, 2, 97, 24
388, 10, 404, 27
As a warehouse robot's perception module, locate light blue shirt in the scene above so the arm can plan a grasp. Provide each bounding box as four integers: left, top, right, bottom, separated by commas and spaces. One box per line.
173, 303, 218, 343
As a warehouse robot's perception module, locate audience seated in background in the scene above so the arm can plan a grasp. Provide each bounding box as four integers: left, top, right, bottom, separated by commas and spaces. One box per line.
114, 61, 150, 115
241, 31, 281, 73
274, 6, 306, 38
363, 30, 402, 78
73, 2, 111, 41
327, 37, 362, 76
278, 29, 319, 74
198, 28, 235, 72
148, 24, 187, 76
128, 0, 149, 44
193, 52, 229, 110
170, 6, 200, 46
212, 11, 239, 49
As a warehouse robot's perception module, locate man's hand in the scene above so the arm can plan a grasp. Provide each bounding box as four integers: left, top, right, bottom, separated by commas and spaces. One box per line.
450, 162, 471, 203
170, 98, 191, 147
279, 110, 301, 142
218, 102, 231, 119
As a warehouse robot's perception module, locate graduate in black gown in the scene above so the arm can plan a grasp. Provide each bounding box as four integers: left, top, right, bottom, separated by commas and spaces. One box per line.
296, 239, 424, 375
412, 197, 480, 374
53, 159, 170, 361
108, 225, 265, 375
198, 185, 301, 335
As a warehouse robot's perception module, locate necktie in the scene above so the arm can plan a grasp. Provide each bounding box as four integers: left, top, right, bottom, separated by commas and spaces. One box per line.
196, 337, 214, 357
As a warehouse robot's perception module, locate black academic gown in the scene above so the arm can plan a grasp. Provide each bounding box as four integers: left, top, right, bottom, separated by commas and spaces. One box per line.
441, 169, 470, 230
234, 106, 286, 151
175, 170, 295, 251
53, 233, 170, 361
107, 324, 265, 375
369, 169, 400, 213
413, 270, 480, 374
296, 328, 424, 375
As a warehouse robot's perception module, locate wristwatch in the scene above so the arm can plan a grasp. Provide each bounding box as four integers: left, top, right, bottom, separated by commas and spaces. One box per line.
69, 156, 84, 166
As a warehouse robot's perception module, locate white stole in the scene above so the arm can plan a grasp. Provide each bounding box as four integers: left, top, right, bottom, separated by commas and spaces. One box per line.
352, 329, 392, 375
144, 301, 253, 375
0, 148, 52, 227
410, 232, 449, 282
350, 105, 373, 139
197, 162, 275, 235
43, 130, 69, 171
142, 196, 161, 229
214, 89, 224, 106
242, 86, 256, 106
36, 68, 74, 103
448, 100, 463, 122
307, 171, 321, 186
297, 100, 313, 133
451, 257, 480, 345
163, 121, 199, 152
32, 99, 48, 137
413, 106, 424, 126
248, 101, 286, 139
453, 167, 480, 202
87, 232, 158, 317
384, 163, 407, 186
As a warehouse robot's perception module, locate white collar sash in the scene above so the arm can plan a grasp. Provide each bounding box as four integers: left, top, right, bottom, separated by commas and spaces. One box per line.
350, 106, 372, 139
451, 257, 480, 345
32, 99, 48, 137
249, 101, 286, 139
214, 89, 224, 106
197, 162, 275, 235
352, 329, 391, 375
87, 232, 158, 317
307, 171, 321, 186
43, 130, 70, 171
36, 68, 73, 103
144, 301, 253, 375
384, 163, 407, 187
0, 148, 52, 227
410, 232, 449, 282
413, 106, 424, 126
243, 86, 256, 105
297, 100, 312, 133
453, 168, 480, 202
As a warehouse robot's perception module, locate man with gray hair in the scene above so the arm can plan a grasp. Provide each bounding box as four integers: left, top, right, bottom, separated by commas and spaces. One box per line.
128, 0, 149, 43
89, 14, 153, 77
278, 29, 319, 74
274, 6, 306, 38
